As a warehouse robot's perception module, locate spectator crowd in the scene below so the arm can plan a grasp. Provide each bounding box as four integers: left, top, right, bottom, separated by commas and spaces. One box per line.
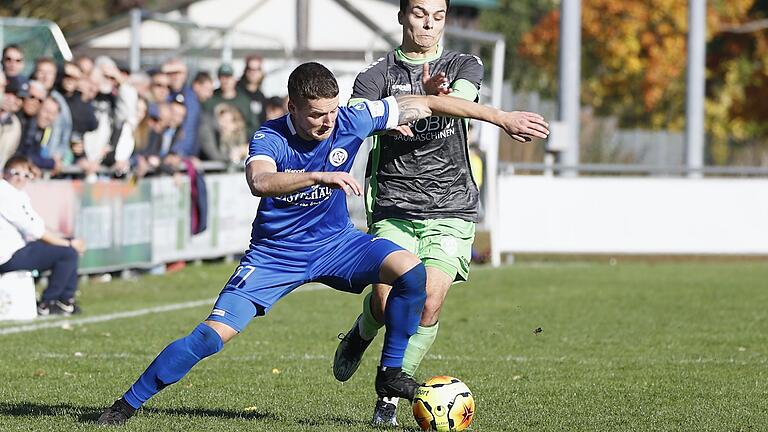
0, 45, 289, 181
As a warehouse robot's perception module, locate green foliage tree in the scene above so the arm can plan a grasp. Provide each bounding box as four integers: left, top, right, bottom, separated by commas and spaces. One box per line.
476, 0, 558, 96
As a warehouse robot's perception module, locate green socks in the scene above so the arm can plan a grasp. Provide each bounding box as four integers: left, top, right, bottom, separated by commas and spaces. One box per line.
359, 291, 384, 340
402, 323, 439, 377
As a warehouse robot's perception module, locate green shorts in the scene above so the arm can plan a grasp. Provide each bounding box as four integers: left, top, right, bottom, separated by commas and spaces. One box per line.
369, 218, 476, 282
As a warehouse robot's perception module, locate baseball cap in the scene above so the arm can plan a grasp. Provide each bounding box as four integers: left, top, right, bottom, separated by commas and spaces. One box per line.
7, 80, 29, 98
217, 64, 234, 76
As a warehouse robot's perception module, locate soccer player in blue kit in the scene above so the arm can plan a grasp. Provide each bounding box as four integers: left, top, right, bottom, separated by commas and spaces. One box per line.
97, 62, 548, 426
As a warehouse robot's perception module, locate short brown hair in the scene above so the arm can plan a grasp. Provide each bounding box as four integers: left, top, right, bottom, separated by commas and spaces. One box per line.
3, 155, 32, 173
287, 62, 338, 106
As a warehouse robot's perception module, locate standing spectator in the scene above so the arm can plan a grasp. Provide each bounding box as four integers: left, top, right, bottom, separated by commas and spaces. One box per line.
0, 71, 22, 167
33, 57, 73, 166
264, 95, 288, 121
191, 71, 214, 105
16, 81, 47, 146
0, 155, 86, 316
17, 96, 62, 173
59, 62, 97, 155
147, 70, 170, 105
138, 95, 187, 175
131, 97, 150, 160
74, 55, 94, 78
161, 59, 200, 157
192, 72, 219, 162
2, 45, 27, 88
80, 57, 118, 180
237, 54, 268, 129
214, 103, 247, 164
129, 71, 150, 102
104, 62, 140, 176
204, 64, 253, 134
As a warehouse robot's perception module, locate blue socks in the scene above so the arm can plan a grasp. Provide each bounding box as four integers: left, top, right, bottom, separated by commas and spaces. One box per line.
380, 264, 427, 368
123, 323, 223, 409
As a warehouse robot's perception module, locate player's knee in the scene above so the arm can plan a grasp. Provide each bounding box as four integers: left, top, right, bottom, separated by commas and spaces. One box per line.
202, 320, 235, 345
394, 262, 427, 299
423, 295, 443, 317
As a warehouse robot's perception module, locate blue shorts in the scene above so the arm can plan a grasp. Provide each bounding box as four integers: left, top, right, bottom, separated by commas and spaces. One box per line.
205, 228, 402, 332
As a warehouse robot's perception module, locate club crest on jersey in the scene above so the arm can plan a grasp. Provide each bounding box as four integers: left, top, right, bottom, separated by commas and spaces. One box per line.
329, 148, 348, 166
392, 83, 412, 92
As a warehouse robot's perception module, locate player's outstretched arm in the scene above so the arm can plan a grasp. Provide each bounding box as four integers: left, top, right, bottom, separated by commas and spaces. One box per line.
246, 160, 362, 197
394, 95, 550, 143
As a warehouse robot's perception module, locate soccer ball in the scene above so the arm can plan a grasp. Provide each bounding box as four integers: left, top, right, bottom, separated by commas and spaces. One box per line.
412, 376, 475, 431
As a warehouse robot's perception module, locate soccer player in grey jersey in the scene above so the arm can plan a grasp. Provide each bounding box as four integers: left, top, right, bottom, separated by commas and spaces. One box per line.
333, 0, 547, 426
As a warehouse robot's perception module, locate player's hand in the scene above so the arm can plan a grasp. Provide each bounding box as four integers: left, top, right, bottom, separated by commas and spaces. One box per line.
386, 125, 414, 137
422, 63, 451, 96
498, 111, 550, 143
316, 172, 362, 196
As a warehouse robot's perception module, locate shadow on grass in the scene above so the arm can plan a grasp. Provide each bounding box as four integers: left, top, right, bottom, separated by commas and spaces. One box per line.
0, 401, 275, 424
0, 401, 405, 429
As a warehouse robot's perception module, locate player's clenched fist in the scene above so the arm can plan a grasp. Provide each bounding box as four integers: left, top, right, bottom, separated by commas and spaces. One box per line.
316, 172, 362, 196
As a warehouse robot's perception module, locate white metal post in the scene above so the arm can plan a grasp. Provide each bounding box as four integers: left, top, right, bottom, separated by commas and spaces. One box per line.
129, 8, 142, 73
557, 0, 582, 176
686, 0, 706, 178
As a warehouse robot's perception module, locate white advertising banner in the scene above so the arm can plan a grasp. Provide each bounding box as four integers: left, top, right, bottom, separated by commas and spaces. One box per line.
496, 176, 768, 255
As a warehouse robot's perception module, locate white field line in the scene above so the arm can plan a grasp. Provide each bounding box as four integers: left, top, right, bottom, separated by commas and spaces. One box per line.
0, 284, 328, 336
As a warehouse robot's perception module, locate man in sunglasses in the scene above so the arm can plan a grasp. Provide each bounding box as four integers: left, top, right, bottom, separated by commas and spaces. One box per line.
1, 45, 27, 89
0, 155, 87, 315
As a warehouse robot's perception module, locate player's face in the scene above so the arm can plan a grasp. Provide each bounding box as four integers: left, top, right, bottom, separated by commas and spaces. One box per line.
289, 96, 339, 141
399, 0, 448, 51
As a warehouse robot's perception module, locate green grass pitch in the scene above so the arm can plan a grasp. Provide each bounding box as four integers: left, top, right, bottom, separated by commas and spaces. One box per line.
0, 260, 766, 431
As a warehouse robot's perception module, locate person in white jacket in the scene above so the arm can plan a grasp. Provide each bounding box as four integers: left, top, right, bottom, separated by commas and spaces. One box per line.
0, 155, 86, 315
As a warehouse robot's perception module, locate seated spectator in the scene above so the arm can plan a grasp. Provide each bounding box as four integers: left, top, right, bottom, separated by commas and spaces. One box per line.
0, 155, 86, 316
204, 64, 253, 134
34, 57, 73, 166
2, 45, 28, 89
264, 95, 288, 121
0, 71, 22, 167
17, 96, 62, 173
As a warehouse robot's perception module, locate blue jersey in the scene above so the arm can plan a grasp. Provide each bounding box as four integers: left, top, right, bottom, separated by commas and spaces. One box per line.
245, 96, 399, 246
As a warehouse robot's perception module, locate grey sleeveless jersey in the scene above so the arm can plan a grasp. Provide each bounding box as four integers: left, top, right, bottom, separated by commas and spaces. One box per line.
352, 49, 484, 223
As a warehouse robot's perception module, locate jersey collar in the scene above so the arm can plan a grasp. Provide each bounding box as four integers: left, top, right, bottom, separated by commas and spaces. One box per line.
395, 44, 444, 65
286, 114, 297, 135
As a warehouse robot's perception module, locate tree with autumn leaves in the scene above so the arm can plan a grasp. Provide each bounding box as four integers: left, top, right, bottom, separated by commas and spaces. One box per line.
507, 0, 768, 165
